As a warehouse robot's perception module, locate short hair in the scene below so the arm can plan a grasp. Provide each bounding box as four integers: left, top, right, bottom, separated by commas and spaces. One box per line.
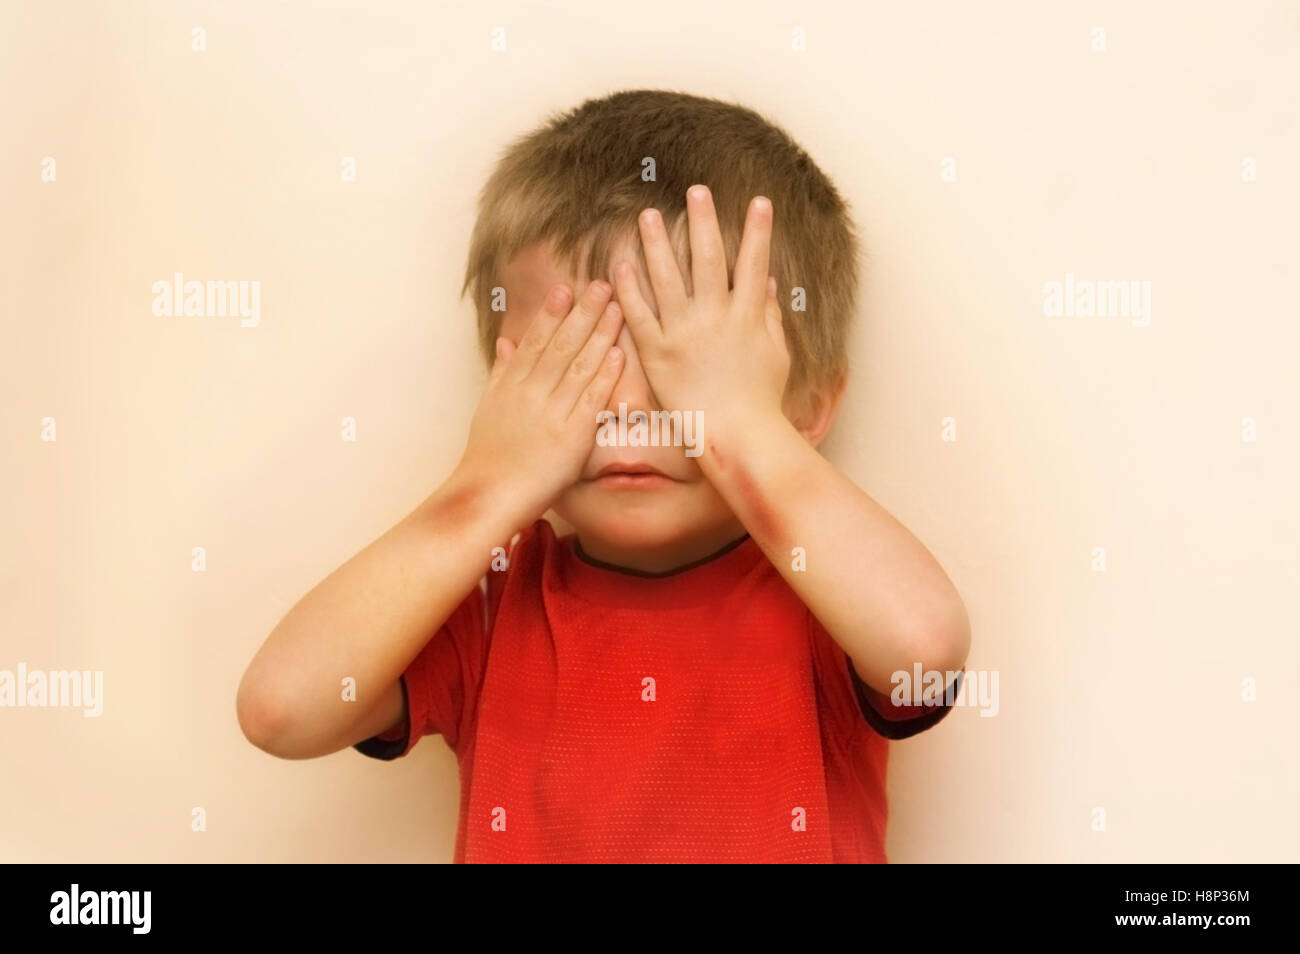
461, 89, 861, 399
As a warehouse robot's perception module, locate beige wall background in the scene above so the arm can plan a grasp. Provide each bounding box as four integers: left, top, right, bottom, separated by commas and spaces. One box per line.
2, 0, 1297, 862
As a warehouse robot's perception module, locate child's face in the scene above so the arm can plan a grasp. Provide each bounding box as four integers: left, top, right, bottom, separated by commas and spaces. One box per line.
498, 238, 749, 568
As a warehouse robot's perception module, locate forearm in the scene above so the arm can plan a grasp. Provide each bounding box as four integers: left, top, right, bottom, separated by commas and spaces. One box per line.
236, 275, 626, 759
236, 465, 523, 757
701, 411, 970, 693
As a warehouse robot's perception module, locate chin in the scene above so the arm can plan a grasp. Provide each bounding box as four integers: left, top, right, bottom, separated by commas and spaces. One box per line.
554, 482, 729, 553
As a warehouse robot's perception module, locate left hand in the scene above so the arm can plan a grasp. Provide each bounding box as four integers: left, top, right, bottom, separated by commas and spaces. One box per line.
612, 185, 790, 438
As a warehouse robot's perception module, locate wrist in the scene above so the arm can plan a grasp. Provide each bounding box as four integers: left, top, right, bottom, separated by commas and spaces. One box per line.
696, 409, 809, 546
419, 459, 540, 542
697, 404, 798, 473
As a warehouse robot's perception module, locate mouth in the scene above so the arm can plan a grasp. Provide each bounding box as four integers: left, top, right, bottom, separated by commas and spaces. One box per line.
587, 462, 678, 489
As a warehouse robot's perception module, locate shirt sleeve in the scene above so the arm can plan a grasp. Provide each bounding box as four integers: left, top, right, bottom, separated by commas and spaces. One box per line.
808, 609, 964, 741
845, 656, 965, 740
353, 578, 490, 760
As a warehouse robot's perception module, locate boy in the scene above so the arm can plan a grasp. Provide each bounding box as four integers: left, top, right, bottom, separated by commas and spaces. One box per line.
236, 90, 970, 863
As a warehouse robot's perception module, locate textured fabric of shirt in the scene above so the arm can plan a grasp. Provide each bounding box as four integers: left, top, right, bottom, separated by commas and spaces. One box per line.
355, 519, 961, 863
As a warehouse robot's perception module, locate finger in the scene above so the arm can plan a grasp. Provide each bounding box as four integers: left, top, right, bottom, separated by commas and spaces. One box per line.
764, 276, 784, 344
530, 279, 613, 388
510, 283, 573, 381
551, 299, 624, 414
686, 184, 729, 306
612, 260, 662, 351
733, 196, 773, 314
613, 319, 643, 386
569, 345, 625, 424
637, 207, 688, 320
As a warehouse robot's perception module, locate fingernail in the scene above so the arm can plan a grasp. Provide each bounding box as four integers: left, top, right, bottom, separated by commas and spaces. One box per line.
689, 184, 710, 201
640, 208, 660, 227
590, 279, 611, 296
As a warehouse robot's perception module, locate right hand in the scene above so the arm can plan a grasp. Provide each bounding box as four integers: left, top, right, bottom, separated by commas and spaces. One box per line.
456, 279, 625, 531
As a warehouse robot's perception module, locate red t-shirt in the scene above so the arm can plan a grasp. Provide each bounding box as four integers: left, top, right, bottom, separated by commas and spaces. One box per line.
356, 519, 961, 863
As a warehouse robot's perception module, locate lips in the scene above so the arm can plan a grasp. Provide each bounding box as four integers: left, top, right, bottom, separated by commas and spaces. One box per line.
584, 461, 679, 488
592, 462, 670, 479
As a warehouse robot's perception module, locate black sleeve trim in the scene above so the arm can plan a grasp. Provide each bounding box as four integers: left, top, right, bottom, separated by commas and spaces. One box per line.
352, 674, 412, 761
846, 658, 964, 740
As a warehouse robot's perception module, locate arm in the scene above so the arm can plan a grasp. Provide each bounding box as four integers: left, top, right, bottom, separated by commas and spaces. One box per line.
701, 412, 970, 694
236, 279, 626, 759
613, 185, 969, 698
235, 475, 519, 760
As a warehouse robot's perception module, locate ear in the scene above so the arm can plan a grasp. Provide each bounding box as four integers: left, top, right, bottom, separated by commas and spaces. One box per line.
785, 371, 847, 448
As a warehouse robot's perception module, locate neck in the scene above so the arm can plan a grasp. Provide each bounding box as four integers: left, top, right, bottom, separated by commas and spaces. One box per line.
573, 519, 749, 575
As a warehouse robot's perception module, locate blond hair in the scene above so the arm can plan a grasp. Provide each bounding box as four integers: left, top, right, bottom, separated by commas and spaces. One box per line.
462, 89, 860, 398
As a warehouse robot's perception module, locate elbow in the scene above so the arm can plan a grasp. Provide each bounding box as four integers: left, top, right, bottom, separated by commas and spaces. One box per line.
858, 604, 971, 696
910, 600, 972, 682
236, 672, 294, 758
